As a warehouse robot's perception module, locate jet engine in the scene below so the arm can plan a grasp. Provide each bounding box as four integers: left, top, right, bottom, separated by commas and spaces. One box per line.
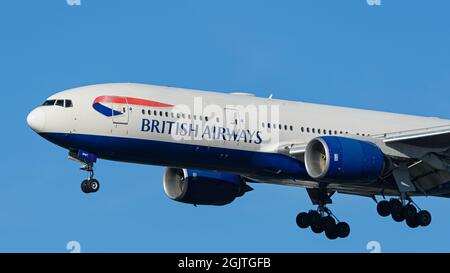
163, 168, 253, 206
304, 136, 385, 182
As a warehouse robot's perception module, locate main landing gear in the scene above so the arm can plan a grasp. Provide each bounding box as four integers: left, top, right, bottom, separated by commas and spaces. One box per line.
296, 187, 350, 240
80, 162, 100, 194
375, 197, 431, 228
296, 208, 350, 240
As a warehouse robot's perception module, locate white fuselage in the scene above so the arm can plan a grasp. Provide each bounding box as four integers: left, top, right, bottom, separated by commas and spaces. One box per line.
27, 83, 450, 182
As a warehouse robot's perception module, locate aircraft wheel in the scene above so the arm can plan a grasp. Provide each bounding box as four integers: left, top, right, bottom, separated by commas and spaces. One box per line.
336, 222, 350, 238
377, 200, 391, 217
311, 222, 324, 234
88, 179, 100, 193
391, 212, 405, 222
389, 199, 403, 216
417, 210, 432, 227
81, 180, 90, 193
406, 216, 419, 228
402, 204, 417, 220
296, 212, 311, 229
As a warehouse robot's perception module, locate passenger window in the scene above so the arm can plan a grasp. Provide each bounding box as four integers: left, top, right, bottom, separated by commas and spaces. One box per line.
65, 100, 73, 108
268, 123, 271, 129
142, 109, 145, 115
301, 127, 304, 133
307, 128, 310, 133
290, 125, 293, 131
262, 122, 265, 128
154, 110, 158, 116
318, 129, 321, 134
148, 110, 152, 115
284, 125, 287, 130
165, 112, 168, 117
55, 100, 64, 107
205, 116, 209, 122
216, 117, 220, 123
160, 111, 163, 116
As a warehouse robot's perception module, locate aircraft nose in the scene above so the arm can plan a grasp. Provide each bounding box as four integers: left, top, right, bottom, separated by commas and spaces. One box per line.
27, 108, 46, 132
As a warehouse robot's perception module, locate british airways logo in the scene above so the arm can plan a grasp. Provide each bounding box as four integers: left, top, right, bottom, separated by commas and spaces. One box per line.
93, 95, 263, 145
141, 119, 263, 145
92, 96, 173, 117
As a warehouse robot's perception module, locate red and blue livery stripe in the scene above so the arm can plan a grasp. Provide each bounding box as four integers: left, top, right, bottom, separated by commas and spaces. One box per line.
93, 96, 174, 117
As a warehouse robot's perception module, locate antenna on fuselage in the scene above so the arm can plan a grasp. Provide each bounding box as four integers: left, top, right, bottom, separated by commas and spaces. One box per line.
268, 94, 273, 99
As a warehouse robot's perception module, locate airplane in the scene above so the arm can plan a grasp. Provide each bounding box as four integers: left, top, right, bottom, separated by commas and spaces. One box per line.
26, 83, 450, 240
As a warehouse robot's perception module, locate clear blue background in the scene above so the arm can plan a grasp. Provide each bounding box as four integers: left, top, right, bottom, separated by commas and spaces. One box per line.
0, 0, 449, 252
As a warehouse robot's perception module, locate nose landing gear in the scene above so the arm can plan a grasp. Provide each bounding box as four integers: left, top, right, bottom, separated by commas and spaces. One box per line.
69, 150, 101, 194
80, 163, 100, 193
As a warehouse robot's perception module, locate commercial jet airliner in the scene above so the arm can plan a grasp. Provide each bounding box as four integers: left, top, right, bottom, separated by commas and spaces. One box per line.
27, 83, 450, 240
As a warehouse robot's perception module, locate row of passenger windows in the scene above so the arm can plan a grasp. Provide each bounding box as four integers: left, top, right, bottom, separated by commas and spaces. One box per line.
42, 99, 73, 108
261, 122, 294, 131
140, 108, 370, 136
141, 109, 218, 122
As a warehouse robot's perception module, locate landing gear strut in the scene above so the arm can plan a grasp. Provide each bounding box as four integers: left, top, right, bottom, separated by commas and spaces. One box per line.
69, 150, 101, 194
375, 197, 431, 228
296, 187, 350, 240
80, 162, 100, 194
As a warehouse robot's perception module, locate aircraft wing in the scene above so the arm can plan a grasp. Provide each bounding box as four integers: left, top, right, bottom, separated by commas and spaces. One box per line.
381, 125, 450, 149
279, 124, 450, 198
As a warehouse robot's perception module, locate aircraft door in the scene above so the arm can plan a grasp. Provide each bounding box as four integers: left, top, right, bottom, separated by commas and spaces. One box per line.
112, 100, 129, 125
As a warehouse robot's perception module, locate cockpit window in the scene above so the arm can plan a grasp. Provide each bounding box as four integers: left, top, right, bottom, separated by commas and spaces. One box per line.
42, 99, 73, 108
42, 100, 56, 106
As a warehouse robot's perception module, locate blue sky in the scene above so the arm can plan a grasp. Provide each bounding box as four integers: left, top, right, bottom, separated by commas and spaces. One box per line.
0, 0, 450, 252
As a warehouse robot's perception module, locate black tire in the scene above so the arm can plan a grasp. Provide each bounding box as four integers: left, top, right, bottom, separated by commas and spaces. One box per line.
88, 179, 100, 193
81, 180, 90, 193
308, 211, 321, 225
402, 204, 417, 220
320, 216, 336, 231
406, 216, 419, 228
417, 210, 432, 227
296, 212, 311, 229
311, 223, 324, 234
336, 222, 350, 238
389, 199, 403, 216
325, 225, 338, 240
377, 200, 391, 217
391, 212, 405, 222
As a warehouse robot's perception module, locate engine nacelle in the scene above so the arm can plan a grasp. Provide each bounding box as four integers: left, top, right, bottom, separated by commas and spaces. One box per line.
305, 136, 385, 182
163, 168, 252, 206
